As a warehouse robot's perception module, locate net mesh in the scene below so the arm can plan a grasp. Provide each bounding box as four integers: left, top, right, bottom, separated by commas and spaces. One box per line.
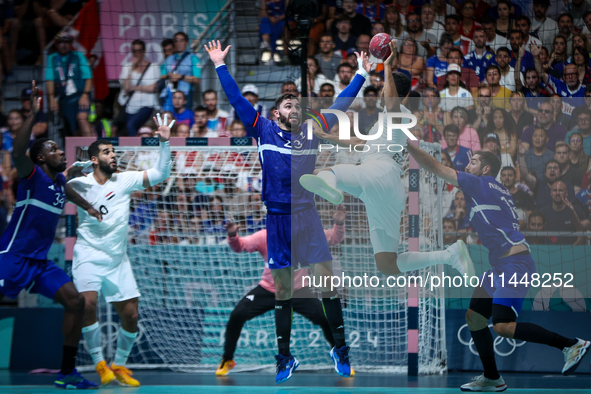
72, 142, 446, 374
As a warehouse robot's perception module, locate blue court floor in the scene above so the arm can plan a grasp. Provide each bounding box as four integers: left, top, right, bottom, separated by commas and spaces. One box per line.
0, 370, 590, 393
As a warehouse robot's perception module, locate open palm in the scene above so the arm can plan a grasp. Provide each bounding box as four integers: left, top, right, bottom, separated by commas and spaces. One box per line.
205, 40, 231, 67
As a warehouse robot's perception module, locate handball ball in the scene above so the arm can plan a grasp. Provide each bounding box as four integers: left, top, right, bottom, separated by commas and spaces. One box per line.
369, 33, 393, 60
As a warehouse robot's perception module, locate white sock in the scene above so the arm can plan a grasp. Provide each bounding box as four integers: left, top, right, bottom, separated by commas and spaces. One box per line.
318, 170, 337, 189
113, 327, 138, 366
396, 250, 452, 273
82, 322, 104, 366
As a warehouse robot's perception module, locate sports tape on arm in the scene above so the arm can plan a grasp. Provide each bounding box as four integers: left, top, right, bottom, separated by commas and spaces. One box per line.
146, 141, 172, 186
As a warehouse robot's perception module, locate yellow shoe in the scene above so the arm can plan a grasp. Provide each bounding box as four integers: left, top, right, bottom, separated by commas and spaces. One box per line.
215, 359, 236, 376
111, 364, 140, 387
350, 367, 356, 377
95, 360, 116, 386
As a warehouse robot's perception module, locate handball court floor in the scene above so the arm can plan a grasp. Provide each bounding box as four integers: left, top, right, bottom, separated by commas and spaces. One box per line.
0, 370, 590, 393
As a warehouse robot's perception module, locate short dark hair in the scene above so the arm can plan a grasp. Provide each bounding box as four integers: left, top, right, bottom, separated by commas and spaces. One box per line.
558, 13, 573, 23
439, 33, 454, 48
497, 47, 510, 56
485, 64, 501, 75
88, 139, 114, 161
337, 63, 353, 73
173, 90, 186, 99
393, 72, 411, 98
509, 29, 526, 40
161, 38, 174, 48
501, 166, 516, 176
473, 150, 501, 178
202, 89, 217, 98
524, 68, 538, 78
443, 124, 460, 136
320, 82, 335, 91
578, 107, 591, 119
30, 138, 49, 165
131, 39, 145, 51
528, 211, 546, 224
174, 31, 189, 41
448, 47, 464, 59
194, 105, 207, 113
481, 16, 496, 26
533, 0, 550, 7
442, 217, 457, 229
515, 15, 531, 26
275, 93, 299, 108
545, 159, 559, 171
445, 14, 460, 23
363, 86, 378, 96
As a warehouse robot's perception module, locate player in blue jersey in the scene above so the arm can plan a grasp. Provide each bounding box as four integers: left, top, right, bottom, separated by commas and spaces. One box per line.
205, 40, 371, 383
0, 83, 102, 389
403, 145, 590, 391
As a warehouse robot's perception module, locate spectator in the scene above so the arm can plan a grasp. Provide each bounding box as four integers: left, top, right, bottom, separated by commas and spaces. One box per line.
45, 32, 93, 136
530, 0, 560, 49
496, 47, 517, 92
89, 99, 113, 138
442, 124, 472, 171
245, 193, 266, 233
463, 29, 496, 82
571, 46, 591, 87
567, 132, 589, 173
584, 10, 591, 39
37, 0, 84, 37
485, 108, 518, 158
203, 90, 229, 133
258, 0, 286, 58
576, 180, 591, 218
436, 47, 480, 93
118, 39, 159, 136
415, 87, 444, 144
514, 65, 550, 113
458, 0, 481, 40
368, 71, 383, 93
333, 0, 372, 39
500, 166, 536, 229
442, 217, 458, 245
549, 95, 573, 129
229, 120, 247, 137
317, 83, 335, 111
174, 123, 191, 138
469, 86, 493, 132
548, 34, 569, 77
280, 81, 299, 96
526, 211, 547, 245
494, 0, 513, 38
518, 127, 555, 180
515, 15, 543, 50
421, 4, 446, 44
296, 57, 330, 96
569, 87, 591, 131
2, 109, 23, 153
529, 160, 578, 209
539, 181, 587, 245
441, 150, 458, 216
446, 190, 470, 230
333, 15, 357, 52
521, 102, 568, 151
482, 132, 515, 180
202, 195, 228, 244
394, 37, 425, 89
444, 14, 474, 56
482, 16, 510, 53
509, 92, 534, 138
191, 106, 217, 138
13, 0, 44, 66
19, 87, 48, 140
564, 0, 591, 32
445, 106, 481, 152
358, 86, 379, 135
384, 5, 404, 40
315, 34, 343, 81
439, 64, 474, 112
554, 142, 585, 193
161, 38, 174, 60
508, 30, 536, 74
334, 63, 354, 95
426, 33, 453, 88
160, 31, 201, 112
432, 0, 456, 26
172, 91, 194, 128
355, 0, 386, 22
484, 64, 512, 111
399, 11, 437, 58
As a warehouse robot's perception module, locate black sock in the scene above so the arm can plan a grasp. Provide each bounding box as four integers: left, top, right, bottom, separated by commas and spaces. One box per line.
514, 322, 577, 350
275, 299, 292, 357
322, 291, 346, 348
61, 345, 78, 375
470, 327, 500, 380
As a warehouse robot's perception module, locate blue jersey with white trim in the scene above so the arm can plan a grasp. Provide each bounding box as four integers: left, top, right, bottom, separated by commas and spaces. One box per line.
0, 166, 66, 259
544, 75, 585, 116
456, 171, 526, 263
216, 64, 366, 213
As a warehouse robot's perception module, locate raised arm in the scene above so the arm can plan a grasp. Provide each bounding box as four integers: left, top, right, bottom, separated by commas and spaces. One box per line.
13, 82, 40, 179
226, 222, 265, 254
324, 204, 347, 245
516, 146, 537, 190
206, 41, 259, 129
142, 113, 173, 189
514, 45, 524, 91
383, 40, 401, 112
406, 142, 459, 186
530, 44, 547, 85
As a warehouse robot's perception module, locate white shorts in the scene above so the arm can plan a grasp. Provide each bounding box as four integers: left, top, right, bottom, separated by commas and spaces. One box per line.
331, 160, 405, 254
72, 245, 140, 303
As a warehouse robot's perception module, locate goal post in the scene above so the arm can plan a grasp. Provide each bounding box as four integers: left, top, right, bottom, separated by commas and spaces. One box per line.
65, 137, 446, 374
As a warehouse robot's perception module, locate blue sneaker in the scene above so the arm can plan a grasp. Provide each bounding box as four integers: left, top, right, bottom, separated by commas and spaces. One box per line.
330, 346, 351, 377
275, 354, 299, 384
54, 369, 99, 389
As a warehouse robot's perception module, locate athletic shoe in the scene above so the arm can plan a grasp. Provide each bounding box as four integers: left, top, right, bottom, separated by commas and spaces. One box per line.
447, 240, 475, 278
299, 174, 344, 205
350, 366, 356, 377
215, 358, 236, 376
54, 369, 99, 389
330, 346, 351, 377
275, 354, 299, 384
95, 360, 115, 386
111, 364, 140, 387
562, 338, 590, 375
460, 374, 507, 392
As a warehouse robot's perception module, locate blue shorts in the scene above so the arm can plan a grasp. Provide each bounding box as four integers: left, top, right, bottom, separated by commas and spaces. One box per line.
267, 208, 332, 270
480, 253, 537, 316
0, 253, 72, 299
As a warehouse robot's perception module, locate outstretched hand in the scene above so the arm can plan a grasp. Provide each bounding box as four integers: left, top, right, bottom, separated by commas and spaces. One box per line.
153, 113, 174, 142
355, 51, 373, 74
384, 40, 398, 67
204, 40, 231, 67
225, 221, 240, 236
331, 204, 349, 224
30, 80, 41, 115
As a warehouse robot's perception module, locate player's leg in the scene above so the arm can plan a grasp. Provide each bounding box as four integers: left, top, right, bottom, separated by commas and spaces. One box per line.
216, 285, 276, 375
396, 240, 476, 277
300, 165, 364, 205
292, 287, 336, 348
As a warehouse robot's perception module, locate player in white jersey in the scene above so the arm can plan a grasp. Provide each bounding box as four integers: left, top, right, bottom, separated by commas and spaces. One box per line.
67, 114, 174, 387
301, 41, 473, 277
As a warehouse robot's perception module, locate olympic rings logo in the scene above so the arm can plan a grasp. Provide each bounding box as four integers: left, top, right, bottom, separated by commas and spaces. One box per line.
143, 137, 160, 146
409, 172, 418, 188
457, 323, 526, 357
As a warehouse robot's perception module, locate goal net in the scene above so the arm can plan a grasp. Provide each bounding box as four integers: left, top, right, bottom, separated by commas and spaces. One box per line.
69, 139, 446, 374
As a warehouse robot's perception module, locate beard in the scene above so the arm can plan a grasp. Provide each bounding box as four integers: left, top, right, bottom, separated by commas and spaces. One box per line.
98, 159, 118, 175
279, 113, 301, 131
